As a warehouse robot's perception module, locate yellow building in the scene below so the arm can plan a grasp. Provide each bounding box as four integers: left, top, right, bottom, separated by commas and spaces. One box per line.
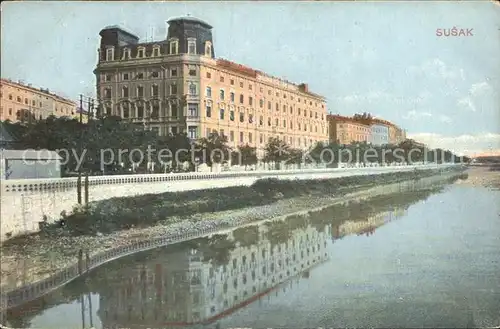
0, 78, 77, 123
327, 114, 370, 145
94, 17, 328, 157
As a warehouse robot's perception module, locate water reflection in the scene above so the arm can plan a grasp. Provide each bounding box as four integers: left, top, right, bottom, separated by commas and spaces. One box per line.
4, 174, 465, 328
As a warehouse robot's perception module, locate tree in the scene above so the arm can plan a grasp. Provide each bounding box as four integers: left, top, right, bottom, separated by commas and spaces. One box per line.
263, 137, 290, 170
195, 131, 231, 170
232, 144, 258, 169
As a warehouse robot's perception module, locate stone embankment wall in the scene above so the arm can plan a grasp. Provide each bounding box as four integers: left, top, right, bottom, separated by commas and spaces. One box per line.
0, 163, 456, 241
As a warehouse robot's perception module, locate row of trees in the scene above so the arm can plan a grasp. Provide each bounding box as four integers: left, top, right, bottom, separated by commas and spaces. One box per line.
2, 115, 468, 176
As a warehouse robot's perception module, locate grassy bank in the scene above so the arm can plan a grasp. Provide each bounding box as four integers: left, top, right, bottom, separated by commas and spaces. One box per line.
37, 167, 460, 237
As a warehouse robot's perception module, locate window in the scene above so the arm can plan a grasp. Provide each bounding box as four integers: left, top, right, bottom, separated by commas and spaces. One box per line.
171, 68, 177, 77
137, 47, 145, 58
239, 112, 245, 123
187, 38, 196, 54
189, 68, 196, 76
230, 131, 234, 141
220, 76, 225, 83
230, 92, 235, 103
283, 105, 286, 112
24, 98, 28, 105
268, 101, 271, 110
230, 110, 235, 121
219, 89, 225, 100
275, 118, 278, 126
137, 86, 144, 97
276, 103, 279, 111
230, 79, 234, 85
249, 84, 253, 91
205, 41, 212, 56
152, 71, 159, 78
105, 106, 111, 116
249, 114, 253, 124
32, 100, 35, 106
8, 94, 12, 100
188, 126, 197, 139
123, 73, 129, 80
122, 48, 131, 60
239, 82, 244, 88
152, 46, 160, 57
219, 108, 225, 120
123, 105, 129, 118
170, 84, 177, 95
104, 88, 111, 99
259, 99, 263, 108
171, 104, 178, 117
249, 97, 253, 106
188, 103, 198, 117
259, 115, 263, 126
151, 105, 159, 119
206, 103, 212, 117
206, 87, 212, 98
268, 118, 271, 126
249, 132, 253, 143
152, 85, 159, 97
137, 105, 144, 118
189, 82, 197, 96
106, 47, 114, 61
169, 39, 179, 54
137, 72, 144, 79
105, 74, 112, 82
240, 132, 244, 143
239, 94, 244, 104
206, 72, 211, 79
283, 120, 287, 127
122, 86, 128, 98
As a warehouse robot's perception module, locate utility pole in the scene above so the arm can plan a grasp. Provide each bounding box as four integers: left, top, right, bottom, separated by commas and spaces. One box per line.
77, 94, 83, 204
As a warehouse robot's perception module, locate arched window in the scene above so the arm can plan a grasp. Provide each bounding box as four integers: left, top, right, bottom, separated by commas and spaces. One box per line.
122, 48, 131, 60
169, 38, 179, 55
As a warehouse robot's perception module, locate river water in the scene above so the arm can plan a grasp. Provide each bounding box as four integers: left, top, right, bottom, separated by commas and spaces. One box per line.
4, 173, 500, 329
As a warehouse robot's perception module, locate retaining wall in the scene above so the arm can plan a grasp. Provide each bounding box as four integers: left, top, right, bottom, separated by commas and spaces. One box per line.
0, 163, 456, 240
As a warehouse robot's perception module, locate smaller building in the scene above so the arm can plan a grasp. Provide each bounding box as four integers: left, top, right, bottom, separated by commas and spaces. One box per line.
327, 114, 370, 145
369, 121, 390, 146
0, 149, 62, 180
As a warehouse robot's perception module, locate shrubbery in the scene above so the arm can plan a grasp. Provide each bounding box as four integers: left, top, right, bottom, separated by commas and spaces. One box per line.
43, 167, 464, 237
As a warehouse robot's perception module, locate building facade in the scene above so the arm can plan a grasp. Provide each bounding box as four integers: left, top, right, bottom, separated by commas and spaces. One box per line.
327, 114, 405, 146
369, 122, 389, 146
0, 79, 77, 123
327, 114, 370, 145
94, 17, 328, 157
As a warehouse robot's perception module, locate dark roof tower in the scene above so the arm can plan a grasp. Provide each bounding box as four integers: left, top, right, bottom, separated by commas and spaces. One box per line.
166, 16, 215, 58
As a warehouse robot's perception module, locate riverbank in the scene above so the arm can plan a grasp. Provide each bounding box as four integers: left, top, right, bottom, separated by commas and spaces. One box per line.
454, 166, 500, 189
0, 167, 464, 291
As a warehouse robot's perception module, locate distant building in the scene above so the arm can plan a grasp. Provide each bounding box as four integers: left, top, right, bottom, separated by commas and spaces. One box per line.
327, 114, 405, 146
94, 17, 328, 158
0, 149, 62, 180
327, 114, 370, 145
0, 78, 77, 123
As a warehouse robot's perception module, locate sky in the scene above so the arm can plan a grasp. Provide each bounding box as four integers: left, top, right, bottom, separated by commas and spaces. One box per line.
1, 1, 499, 156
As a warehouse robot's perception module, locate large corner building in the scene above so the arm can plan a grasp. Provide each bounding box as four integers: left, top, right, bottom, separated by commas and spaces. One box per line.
94, 17, 328, 157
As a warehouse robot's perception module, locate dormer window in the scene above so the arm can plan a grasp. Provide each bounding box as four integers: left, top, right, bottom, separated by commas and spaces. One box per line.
106, 47, 114, 61
152, 46, 160, 57
122, 48, 131, 60
187, 38, 196, 54
169, 38, 179, 55
205, 41, 212, 57
137, 47, 145, 58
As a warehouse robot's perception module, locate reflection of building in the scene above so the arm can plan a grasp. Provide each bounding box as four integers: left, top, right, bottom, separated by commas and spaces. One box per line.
331, 207, 408, 239
94, 17, 328, 157
0, 79, 77, 122
98, 224, 329, 327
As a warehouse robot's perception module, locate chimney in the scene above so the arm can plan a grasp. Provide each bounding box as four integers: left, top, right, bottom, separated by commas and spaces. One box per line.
299, 83, 309, 93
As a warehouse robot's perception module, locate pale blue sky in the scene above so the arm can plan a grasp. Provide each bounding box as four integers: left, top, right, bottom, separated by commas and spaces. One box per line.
1, 1, 499, 155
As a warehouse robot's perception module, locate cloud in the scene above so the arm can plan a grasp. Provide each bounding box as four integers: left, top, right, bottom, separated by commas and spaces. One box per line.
402, 110, 432, 120
336, 90, 431, 106
457, 81, 494, 112
406, 58, 465, 81
407, 132, 500, 156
